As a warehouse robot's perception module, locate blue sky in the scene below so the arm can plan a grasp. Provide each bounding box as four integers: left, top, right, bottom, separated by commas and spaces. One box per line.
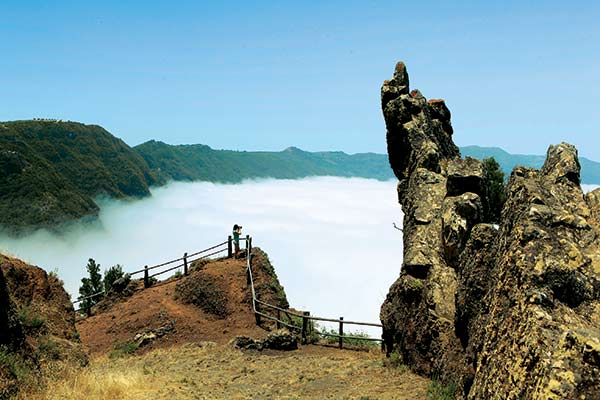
1, 1, 599, 159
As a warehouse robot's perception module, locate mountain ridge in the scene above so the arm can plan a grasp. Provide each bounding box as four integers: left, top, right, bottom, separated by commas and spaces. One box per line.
2, 119, 599, 234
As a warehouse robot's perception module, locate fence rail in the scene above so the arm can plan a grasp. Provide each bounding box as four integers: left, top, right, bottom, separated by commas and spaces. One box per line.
73, 234, 384, 351
244, 236, 384, 351
73, 236, 240, 312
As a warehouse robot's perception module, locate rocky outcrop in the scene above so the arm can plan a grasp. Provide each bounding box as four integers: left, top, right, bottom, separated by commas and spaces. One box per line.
380, 62, 600, 399
234, 329, 298, 351
0, 254, 86, 398
0, 267, 23, 350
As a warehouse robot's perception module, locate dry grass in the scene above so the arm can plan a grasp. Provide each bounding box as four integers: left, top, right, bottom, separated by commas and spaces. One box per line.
25, 342, 430, 399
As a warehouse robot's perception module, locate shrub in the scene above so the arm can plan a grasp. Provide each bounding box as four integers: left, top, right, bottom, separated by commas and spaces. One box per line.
174, 272, 229, 318
18, 306, 46, 331
37, 337, 61, 360
0, 346, 30, 381
318, 327, 379, 349
482, 157, 506, 223
104, 264, 124, 292
427, 378, 457, 400
78, 258, 104, 314
108, 341, 139, 359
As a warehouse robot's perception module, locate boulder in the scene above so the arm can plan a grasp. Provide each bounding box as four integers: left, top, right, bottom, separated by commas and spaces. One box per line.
233, 330, 298, 351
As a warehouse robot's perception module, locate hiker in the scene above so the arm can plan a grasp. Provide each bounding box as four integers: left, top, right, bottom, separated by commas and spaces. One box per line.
233, 224, 242, 258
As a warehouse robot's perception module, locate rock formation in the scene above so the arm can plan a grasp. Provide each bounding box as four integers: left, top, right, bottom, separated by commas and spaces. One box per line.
0, 254, 86, 398
380, 62, 600, 399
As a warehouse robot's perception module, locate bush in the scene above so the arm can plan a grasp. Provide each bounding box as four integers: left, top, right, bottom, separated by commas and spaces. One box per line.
482, 157, 506, 223
108, 341, 138, 359
78, 258, 104, 315
37, 337, 61, 360
104, 264, 124, 292
0, 346, 30, 381
318, 327, 379, 349
18, 306, 46, 331
174, 272, 229, 318
427, 378, 457, 400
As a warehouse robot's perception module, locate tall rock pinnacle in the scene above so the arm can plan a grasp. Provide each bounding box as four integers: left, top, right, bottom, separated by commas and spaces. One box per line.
380, 61, 600, 399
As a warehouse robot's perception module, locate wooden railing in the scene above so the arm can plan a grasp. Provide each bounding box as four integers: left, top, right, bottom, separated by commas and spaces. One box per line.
244, 236, 385, 351
74, 235, 385, 351
73, 237, 246, 311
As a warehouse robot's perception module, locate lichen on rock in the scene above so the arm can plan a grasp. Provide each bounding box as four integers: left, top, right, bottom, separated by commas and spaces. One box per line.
380, 61, 600, 399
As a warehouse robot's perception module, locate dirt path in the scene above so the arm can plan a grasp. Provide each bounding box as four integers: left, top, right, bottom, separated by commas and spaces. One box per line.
29, 343, 430, 399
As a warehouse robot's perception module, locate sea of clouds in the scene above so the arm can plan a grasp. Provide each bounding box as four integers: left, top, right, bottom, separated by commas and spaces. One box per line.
0, 177, 404, 336
2, 179, 598, 338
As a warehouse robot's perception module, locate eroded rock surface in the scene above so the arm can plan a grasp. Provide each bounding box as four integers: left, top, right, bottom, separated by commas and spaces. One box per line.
380, 62, 600, 399
0, 254, 87, 398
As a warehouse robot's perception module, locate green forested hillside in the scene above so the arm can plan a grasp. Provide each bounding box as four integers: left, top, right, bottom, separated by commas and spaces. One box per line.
134, 141, 394, 182
2, 119, 599, 234
461, 145, 600, 184
0, 120, 159, 233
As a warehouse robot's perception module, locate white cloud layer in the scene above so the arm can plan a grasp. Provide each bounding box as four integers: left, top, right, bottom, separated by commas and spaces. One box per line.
0, 177, 404, 337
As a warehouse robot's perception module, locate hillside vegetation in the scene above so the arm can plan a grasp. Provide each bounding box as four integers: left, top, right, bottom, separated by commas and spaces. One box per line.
461, 145, 600, 184
134, 140, 394, 182
0, 120, 159, 233
3, 119, 600, 234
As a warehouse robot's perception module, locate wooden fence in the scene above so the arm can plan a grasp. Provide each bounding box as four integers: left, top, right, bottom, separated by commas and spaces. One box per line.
73, 235, 385, 351
72, 237, 245, 312
244, 237, 385, 351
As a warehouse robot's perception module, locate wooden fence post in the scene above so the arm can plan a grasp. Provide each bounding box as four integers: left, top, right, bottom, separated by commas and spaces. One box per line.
339, 317, 344, 349
276, 309, 281, 330
228, 236, 232, 258
144, 265, 149, 288
301, 311, 310, 345
248, 237, 252, 254
255, 303, 261, 326
183, 252, 188, 276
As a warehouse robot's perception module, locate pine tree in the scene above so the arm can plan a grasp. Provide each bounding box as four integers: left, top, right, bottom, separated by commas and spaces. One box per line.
104, 264, 124, 293
78, 258, 104, 316
482, 157, 507, 223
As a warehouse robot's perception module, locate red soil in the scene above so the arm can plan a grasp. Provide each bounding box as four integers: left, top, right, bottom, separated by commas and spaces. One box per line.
76, 258, 267, 355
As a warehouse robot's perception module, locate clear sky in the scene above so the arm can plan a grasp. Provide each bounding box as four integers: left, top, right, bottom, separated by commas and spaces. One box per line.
1, 1, 599, 159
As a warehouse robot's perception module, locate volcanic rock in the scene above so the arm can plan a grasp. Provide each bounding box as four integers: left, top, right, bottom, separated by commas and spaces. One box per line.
380, 62, 600, 399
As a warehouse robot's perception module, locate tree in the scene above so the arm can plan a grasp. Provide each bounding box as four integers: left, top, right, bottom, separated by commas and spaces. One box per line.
78, 258, 104, 316
104, 264, 124, 293
482, 157, 507, 223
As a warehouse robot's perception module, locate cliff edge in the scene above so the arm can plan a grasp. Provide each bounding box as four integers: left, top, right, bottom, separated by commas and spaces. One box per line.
380, 62, 600, 399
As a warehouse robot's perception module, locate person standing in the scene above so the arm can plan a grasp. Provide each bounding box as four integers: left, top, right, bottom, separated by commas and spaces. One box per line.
233, 224, 242, 258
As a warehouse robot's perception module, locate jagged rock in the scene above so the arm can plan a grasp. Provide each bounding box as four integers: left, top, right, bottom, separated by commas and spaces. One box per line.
0, 267, 23, 349
234, 336, 259, 350
233, 330, 298, 351
261, 329, 298, 351
134, 332, 157, 347
380, 61, 600, 399
133, 321, 175, 347
0, 254, 87, 398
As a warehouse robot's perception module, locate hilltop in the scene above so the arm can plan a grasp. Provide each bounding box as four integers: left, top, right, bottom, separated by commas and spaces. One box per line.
4, 246, 432, 399
0, 120, 159, 233
134, 140, 393, 183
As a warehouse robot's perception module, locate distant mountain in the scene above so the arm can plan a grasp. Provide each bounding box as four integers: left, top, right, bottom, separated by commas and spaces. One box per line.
461, 145, 600, 185
134, 140, 394, 183
2, 119, 598, 234
0, 120, 160, 233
